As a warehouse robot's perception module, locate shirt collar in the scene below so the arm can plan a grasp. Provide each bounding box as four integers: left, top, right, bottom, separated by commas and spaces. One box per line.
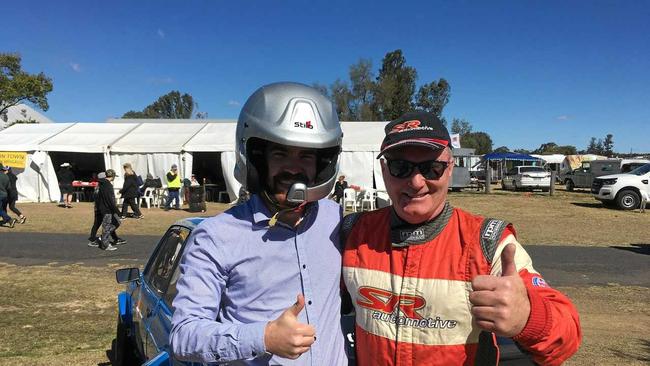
249, 194, 318, 229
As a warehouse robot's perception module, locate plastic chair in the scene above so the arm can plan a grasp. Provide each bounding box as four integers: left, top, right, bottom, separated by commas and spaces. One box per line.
342, 188, 357, 212
359, 189, 377, 211
141, 187, 156, 209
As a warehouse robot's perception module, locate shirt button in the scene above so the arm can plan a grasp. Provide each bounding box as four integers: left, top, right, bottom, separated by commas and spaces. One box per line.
308, 300, 312, 305
302, 264, 306, 269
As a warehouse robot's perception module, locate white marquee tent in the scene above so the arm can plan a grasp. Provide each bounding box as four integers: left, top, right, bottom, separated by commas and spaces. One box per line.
0, 120, 390, 202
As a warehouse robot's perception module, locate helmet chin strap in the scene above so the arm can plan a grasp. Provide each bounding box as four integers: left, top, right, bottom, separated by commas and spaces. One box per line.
262, 184, 308, 227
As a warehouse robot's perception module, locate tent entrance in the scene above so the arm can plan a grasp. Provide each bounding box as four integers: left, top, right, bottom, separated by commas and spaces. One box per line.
192, 152, 229, 202
49, 152, 106, 181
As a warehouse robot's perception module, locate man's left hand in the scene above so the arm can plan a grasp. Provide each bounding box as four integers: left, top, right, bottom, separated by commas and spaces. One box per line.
469, 244, 531, 337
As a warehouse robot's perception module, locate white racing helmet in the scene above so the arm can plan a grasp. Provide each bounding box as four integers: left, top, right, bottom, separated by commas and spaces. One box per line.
234, 82, 342, 204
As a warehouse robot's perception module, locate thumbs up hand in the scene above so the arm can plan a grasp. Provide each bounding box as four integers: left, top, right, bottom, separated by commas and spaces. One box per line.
264, 294, 316, 359
469, 244, 531, 337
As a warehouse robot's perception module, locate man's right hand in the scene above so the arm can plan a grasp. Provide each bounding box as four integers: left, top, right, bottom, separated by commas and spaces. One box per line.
264, 294, 315, 359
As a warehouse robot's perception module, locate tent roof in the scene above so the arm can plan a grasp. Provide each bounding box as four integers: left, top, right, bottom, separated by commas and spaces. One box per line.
0, 120, 393, 153
110, 122, 207, 153
0, 123, 73, 151
39, 123, 140, 153
183, 122, 237, 152
531, 154, 566, 164
482, 152, 542, 161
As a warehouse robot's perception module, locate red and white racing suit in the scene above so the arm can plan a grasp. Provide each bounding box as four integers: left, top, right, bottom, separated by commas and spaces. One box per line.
342, 205, 581, 366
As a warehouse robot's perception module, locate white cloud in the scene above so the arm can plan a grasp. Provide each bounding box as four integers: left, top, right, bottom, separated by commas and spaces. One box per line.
228, 100, 241, 107
157, 29, 165, 39
70, 63, 82, 72
556, 115, 570, 121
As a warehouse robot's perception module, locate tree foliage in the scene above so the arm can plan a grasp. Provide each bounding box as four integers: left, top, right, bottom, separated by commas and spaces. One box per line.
461, 132, 493, 155
0, 53, 53, 122
372, 50, 417, 120
321, 50, 450, 122
122, 90, 196, 119
531, 142, 576, 155
415, 79, 450, 118
493, 146, 510, 153
585, 134, 614, 156
451, 118, 472, 136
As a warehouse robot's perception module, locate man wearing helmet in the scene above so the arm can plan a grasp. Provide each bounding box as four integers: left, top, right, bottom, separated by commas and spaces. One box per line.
170, 83, 348, 365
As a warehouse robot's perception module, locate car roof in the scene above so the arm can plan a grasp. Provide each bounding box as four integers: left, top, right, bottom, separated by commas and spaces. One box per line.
173, 217, 207, 231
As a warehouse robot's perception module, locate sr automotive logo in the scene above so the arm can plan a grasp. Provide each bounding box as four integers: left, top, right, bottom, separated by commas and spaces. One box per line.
357, 286, 458, 329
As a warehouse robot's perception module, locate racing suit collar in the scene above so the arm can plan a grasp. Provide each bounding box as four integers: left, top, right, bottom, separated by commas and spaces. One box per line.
390, 202, 453, 247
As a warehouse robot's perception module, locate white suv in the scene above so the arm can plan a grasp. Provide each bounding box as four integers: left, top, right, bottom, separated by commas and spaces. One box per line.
501, 166, 551, 192
592, 163, 650, 210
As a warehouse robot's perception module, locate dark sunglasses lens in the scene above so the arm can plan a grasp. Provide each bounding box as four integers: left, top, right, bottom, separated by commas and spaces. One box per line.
419, 161, 447, 179
387, 160, 413, 178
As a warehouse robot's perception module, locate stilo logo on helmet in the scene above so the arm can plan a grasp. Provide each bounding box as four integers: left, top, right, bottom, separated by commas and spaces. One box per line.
234, 82, 342, 204
294, 120, 314, 129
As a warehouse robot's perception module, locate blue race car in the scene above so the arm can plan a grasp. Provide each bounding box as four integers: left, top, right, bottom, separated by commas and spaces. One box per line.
113, 218, 205, 366
112, 218, 531, 365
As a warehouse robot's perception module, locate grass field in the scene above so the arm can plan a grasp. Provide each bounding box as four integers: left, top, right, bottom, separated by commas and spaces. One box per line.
1, 188, 649, 365
2, 187, 649, 246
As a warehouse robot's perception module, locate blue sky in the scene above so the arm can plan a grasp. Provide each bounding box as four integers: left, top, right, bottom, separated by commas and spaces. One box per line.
2, 0, 649, 153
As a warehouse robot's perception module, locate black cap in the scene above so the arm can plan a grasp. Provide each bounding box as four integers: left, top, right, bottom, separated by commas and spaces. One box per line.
377, 111, 451, 158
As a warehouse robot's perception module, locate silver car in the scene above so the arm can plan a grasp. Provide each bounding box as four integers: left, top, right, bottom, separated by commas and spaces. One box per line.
502, 166, 551, 192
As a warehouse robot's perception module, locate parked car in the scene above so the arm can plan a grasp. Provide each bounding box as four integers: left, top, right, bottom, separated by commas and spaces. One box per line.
113, 219, 532, 366
562, 158, 649, 191
592, 163, 650, 210
501, 166, 551, 192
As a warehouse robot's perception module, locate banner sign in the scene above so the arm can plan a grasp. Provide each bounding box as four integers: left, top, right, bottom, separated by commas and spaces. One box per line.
0, 151, 27, 169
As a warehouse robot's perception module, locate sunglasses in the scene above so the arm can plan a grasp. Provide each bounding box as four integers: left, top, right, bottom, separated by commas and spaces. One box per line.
386, 159, 449, 180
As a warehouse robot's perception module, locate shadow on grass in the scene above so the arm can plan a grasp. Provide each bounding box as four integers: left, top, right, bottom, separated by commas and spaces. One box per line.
610, 243, 650, 255
610, 338, 650, 362
570, 202, 606, 209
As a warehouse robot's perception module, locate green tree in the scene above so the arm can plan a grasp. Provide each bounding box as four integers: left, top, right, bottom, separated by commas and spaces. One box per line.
122, 90, 196, 119
555, 145, 578, 155
451, 118, 472, 136
415, 79, 450, 118
461, 132, 493, 154
514, 148, 531, 154
494, 146, 510, 153
373, 49, 417, 120
586, 137, 598, 154
330, 79, 354, 121
0, 53, 53, 122
348, 58, 377, 120
603, 134, 614, 157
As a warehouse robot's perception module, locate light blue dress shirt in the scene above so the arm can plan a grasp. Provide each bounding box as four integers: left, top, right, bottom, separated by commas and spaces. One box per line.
170, 194, 348, 365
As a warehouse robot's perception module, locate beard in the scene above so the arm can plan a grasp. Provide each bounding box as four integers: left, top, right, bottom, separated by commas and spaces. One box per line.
268, 171, 310, 195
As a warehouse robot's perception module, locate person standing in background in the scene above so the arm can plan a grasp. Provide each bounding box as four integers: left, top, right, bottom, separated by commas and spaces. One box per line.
332, 175, 348, 203
89, 169, 126, 251
120, 163, 144, 219
57, 162, 75, 208
2, 166, 26, 224
0, 163, 16, 228
164, 164, 181, 210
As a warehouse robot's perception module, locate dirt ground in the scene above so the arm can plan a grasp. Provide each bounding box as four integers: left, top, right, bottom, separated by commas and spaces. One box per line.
0, 264, 647, 366
1, 189, 648, 365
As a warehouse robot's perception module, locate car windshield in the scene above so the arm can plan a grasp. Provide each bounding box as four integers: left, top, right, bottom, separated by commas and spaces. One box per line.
520, 167, 545, 173
629, 163, 650, 176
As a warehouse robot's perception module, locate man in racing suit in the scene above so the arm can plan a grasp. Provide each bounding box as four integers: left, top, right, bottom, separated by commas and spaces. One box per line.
342, 111, 581, 366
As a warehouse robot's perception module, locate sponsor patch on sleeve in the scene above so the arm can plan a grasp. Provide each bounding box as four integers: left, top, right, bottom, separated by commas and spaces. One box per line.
532, 276, 549, 288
